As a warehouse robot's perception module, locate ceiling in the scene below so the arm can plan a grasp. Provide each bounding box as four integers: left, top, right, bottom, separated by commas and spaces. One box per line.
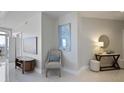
0, 11, 124, 29
43, 11, 69, 18
79, 11, 124, 21
0, 11, 40, 29
43, 11, 124, 21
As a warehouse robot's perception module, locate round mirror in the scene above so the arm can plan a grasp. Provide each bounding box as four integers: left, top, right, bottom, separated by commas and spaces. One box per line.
99, 35, 110, 48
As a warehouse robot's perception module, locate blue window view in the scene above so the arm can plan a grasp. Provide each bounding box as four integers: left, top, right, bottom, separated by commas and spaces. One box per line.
0, 36, 5, 47
0, 35, 6, 56
62, 38, 66, 49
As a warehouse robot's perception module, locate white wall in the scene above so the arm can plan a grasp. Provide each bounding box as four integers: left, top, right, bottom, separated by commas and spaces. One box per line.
9, 37, 16, 62
14, 12, 42, 73
15, 33, 22, 57
122, 30, 124, 59
42, 14, 58, 71
78, 17, 124, 68
58, 12, 79, 73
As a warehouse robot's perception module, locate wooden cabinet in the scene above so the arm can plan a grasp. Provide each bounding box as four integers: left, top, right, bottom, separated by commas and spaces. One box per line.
15, 56, 36, 74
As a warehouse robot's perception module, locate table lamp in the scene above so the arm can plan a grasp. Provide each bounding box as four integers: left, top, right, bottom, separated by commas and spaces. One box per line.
96, 42, 104, 54
97, 42, 104, 47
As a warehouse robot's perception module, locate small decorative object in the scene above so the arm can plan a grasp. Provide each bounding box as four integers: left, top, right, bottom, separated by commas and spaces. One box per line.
106, 50, 114, 54
58, 23, 71, 52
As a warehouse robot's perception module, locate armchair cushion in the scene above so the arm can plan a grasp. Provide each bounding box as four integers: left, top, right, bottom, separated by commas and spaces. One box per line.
48, 55, 60, 62
46, 62, 61, 69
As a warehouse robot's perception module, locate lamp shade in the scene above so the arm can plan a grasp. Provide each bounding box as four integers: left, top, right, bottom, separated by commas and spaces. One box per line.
97, 42, 104, 47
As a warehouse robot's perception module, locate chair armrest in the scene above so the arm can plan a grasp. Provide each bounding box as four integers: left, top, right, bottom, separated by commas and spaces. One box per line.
45, 57, 49, 68
59, 57, 62, 66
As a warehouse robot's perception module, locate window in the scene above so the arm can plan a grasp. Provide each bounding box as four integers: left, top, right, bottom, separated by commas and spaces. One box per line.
0, 35, 5, 47
0, 31, 6, 35
0, 31, 8, 56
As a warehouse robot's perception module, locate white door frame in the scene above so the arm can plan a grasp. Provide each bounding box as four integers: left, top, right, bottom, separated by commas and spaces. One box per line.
0, 28, 12, 82
15, 32, 22, 58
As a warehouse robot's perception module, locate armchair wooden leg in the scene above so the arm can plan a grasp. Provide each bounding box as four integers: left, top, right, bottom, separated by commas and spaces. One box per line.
22, 68, 24, 74
46, 69, 48, 78
59, 69, 61, 77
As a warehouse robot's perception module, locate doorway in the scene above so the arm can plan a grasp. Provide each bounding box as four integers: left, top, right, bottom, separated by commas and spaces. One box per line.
0, 31, 9, 58
0, 30, 10, 82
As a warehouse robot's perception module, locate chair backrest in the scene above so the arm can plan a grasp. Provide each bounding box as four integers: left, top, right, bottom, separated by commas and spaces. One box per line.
47, 49, 62, 62
49, 49, 61, 56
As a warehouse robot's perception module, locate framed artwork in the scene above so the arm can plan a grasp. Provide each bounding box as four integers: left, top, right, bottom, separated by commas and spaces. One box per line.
58, 23, 71, 52
23, 37, 38, 54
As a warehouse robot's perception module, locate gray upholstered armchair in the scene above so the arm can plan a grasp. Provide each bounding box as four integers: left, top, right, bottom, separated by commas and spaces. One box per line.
45, 49, 62, 77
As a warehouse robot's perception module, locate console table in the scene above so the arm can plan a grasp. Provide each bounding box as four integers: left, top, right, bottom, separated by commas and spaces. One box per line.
95, 53, 120, 71
15, 56, 36, 74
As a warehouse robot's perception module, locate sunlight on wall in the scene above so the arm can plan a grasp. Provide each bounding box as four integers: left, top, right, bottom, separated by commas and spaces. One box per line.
92, 36, 99, 54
